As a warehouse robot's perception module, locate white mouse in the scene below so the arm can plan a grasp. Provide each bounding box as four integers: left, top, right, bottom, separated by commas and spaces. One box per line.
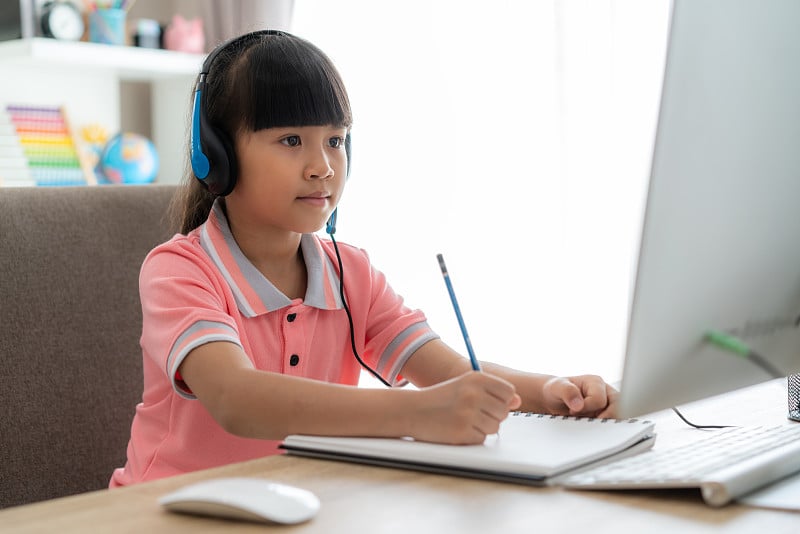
159, 477, 320, 525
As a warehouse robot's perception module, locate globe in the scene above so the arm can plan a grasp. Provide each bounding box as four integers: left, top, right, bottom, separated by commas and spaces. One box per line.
99, 133, 159, 184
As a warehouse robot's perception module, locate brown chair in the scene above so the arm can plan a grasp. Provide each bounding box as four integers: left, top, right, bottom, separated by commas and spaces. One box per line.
0, 185, 177, 509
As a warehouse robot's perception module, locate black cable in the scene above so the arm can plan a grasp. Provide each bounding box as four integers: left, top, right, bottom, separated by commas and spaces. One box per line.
329, 233, 392, 387
746, 350, 785, 380
671, 407, 735, 429
672, 331, 785, 429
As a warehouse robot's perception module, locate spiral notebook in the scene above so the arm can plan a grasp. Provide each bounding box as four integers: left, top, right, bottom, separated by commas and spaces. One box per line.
280, 413, 656, 485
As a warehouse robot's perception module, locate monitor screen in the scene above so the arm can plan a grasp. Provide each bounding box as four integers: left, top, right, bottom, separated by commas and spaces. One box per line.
617, 0, 800, 417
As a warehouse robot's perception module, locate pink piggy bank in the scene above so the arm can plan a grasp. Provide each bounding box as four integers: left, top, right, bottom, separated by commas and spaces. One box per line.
163, 15, 205, 54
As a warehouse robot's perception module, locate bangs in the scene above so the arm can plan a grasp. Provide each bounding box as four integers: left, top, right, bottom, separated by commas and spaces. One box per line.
237, 39, 352, 132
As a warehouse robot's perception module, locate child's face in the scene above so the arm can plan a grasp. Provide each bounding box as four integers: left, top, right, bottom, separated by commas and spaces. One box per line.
227, 125, 348, 234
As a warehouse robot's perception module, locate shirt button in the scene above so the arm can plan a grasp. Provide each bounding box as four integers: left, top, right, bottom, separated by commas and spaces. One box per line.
287, 313, 297, 322
289, 354, 300, 366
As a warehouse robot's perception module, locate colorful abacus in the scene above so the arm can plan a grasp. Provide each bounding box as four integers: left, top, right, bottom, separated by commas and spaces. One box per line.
2, 104, 92, 187
0, 107, 33, 187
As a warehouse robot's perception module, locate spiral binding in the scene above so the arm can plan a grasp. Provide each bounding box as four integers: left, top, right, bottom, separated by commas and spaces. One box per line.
510, 412, 651, 424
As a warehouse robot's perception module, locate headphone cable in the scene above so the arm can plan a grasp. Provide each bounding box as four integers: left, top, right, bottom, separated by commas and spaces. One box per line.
329, 232, 392, 388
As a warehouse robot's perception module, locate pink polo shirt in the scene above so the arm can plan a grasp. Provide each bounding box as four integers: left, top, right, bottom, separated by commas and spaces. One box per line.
110, 201, 437, 487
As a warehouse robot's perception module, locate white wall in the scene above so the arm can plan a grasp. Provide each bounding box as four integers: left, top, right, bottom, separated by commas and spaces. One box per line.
292, 0, 670, 384
0, 63, 120, 142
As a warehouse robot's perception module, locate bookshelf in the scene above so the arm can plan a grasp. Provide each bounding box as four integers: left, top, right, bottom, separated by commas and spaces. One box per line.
0, 38, 204, 186
0, 38, 202, 79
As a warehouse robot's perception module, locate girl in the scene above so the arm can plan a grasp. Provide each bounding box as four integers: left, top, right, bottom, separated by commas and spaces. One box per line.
110, 30, 618, 487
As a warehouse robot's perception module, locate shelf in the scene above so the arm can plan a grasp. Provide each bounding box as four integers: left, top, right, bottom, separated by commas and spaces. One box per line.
0, 38, 204, 81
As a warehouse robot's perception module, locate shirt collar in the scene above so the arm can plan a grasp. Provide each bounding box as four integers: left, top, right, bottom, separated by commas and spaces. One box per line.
198, 199, 344, 317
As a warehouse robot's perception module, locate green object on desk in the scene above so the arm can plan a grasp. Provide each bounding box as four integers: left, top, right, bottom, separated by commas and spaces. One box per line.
705, 330, 750, 357
705, 329, 784, 378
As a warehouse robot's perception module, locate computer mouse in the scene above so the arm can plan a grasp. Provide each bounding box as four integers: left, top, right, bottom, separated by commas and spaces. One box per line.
158, 477, 320, 525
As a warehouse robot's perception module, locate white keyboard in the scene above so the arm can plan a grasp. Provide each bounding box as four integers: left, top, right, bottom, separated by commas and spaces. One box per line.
559, 423, 800, 507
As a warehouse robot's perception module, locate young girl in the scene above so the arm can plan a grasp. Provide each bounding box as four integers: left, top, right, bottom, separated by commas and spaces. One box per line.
110, 30, 618, 487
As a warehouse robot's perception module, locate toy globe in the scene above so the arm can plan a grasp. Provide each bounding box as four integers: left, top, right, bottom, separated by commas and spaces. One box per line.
99, 133, 159, 184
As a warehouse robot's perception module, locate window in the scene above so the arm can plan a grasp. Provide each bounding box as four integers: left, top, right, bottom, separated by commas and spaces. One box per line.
293, 0, 670, 383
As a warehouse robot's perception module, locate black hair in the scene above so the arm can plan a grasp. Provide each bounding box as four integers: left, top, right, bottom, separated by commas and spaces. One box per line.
171, 31, 353, 234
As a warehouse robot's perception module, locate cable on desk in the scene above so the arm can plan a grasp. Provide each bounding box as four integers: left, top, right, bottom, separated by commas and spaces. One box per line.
671, 407, 735, 429
670, 330, 786, 430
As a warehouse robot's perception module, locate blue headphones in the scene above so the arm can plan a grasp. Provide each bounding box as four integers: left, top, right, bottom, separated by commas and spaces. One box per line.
190, 29, 350, 234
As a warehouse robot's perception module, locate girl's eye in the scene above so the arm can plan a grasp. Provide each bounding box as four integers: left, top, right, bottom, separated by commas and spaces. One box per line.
282, 135, 301, 147
329, 136, 345, 148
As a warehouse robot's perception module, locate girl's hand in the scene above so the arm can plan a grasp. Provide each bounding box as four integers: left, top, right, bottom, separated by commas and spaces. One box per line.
541, 375, 618, 419
411, 372, 521, 445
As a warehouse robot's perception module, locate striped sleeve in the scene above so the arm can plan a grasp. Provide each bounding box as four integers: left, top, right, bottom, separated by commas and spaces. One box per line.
376, 321, 439, 386
166, 320, 242, 399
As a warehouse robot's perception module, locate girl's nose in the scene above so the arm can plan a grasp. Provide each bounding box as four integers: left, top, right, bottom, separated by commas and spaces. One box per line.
305, 150, 334, 180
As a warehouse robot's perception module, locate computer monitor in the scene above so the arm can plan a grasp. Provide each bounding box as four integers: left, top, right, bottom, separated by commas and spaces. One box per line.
617, 0, 800, 417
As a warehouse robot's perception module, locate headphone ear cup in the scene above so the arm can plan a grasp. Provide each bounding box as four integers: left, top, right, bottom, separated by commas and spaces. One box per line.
213, 126, 238, 195
345, 133, 352, 179
199, 123, 237, 196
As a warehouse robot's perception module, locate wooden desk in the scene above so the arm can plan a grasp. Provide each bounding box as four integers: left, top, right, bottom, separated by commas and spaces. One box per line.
2, 380, 797, 533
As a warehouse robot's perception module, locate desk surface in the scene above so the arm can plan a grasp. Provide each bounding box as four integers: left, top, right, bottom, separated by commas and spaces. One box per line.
2, 380, 798, 533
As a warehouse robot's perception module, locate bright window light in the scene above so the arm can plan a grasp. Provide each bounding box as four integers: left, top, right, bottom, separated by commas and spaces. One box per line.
293, 0, 670, 384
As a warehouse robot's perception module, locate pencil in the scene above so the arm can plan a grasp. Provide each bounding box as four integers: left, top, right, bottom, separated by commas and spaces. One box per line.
437, 253, 481, 371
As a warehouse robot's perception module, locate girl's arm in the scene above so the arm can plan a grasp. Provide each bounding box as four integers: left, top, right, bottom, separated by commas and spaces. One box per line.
400, 339, 618, 418
178, 340, 521, 445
